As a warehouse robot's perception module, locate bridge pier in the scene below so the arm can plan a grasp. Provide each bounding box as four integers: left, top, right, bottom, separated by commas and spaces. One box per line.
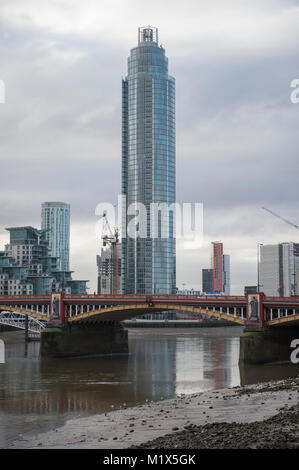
39, 322, 128, 359
239, 326, 299, 364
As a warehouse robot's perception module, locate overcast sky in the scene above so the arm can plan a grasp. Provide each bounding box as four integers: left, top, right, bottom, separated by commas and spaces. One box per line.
0, 0, 298, 293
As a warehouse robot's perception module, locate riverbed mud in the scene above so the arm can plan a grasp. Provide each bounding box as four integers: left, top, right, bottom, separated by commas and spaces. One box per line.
9, 376, 298, 449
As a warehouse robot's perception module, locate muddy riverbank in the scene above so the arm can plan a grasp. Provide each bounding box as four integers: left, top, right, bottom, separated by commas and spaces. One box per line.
9, 376, 298, 449
131, 403, 298, 449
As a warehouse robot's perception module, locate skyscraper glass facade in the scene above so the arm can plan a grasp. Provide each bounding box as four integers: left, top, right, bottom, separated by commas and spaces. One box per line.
260, 242, 299, 296
122, 27, 176, 294
41, 202, 70, 272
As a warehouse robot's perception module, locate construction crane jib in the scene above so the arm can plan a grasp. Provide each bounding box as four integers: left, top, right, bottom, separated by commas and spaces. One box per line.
262, 207, 299, 230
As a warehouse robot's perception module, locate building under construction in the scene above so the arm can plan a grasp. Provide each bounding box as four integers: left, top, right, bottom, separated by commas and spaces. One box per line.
96, 244, 121, 295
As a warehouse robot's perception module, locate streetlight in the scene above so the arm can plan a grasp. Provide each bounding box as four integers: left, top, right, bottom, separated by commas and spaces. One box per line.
291, 271, 296, 296
257, 243, 263, 292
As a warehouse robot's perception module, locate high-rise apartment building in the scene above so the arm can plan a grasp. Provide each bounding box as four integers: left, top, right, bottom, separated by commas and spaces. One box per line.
202, 269, 213, 293
41, 202, 70, 271
223, 254, 230, 296
121, 26, 176, 294
1, 226, 87, 295
211, 242, 223, 292
202, 242, 230, 294
259, 242, 299, 296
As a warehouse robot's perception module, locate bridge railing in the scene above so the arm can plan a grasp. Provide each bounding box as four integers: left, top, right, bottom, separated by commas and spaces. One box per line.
0, 295, 51, 300
63, 294, 247, 303
264, 306, 299, 322
0, 311, 47, 336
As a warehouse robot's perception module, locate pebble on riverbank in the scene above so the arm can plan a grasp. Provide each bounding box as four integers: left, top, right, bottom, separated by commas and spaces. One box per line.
130, 404, 299, 449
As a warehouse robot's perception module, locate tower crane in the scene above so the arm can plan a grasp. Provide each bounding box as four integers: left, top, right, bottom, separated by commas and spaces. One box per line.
262, 207, 299, 230
99, 210, 120, 295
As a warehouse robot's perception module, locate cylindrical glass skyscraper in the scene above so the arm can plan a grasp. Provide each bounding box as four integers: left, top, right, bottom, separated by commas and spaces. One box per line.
122, 26, 176, 294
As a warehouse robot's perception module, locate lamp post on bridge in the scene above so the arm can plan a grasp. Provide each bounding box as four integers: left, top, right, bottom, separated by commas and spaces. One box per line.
291, 271, 296, 296
257, 243, 263, 293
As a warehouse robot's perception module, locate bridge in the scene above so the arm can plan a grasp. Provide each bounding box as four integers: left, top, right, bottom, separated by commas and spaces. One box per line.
0, 292, 299, 326
0, 309, 46, 339
0, 292, 299, 362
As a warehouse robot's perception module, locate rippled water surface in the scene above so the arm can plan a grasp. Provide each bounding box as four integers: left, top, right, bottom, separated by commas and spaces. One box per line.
1, 327, 298, 448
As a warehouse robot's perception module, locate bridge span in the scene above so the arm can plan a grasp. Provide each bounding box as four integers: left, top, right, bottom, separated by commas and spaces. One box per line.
0, 292, 299, 327
1, 292, 299, 362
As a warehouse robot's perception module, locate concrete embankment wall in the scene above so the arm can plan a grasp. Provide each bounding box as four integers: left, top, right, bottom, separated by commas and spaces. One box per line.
239, 326, 299, 364
123, 320, 238, 328
39, 322, 128, 359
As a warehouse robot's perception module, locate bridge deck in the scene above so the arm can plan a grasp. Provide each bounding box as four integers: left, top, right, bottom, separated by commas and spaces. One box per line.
1, 294, 299, 327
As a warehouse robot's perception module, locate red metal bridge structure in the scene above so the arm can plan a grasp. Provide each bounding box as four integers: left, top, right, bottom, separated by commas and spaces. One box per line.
1, 292, 299, 334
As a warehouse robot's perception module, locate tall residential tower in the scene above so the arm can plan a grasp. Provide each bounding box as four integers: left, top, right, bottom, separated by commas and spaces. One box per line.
121, 26, 176, 294
202, 242, 230, 295
41, 202, 70, 272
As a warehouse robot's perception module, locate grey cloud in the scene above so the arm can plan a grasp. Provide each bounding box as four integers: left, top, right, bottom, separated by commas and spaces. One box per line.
0, 2, 298, 293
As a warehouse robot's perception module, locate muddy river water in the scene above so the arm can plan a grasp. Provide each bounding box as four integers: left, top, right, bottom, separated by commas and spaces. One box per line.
1, 327, 298, 448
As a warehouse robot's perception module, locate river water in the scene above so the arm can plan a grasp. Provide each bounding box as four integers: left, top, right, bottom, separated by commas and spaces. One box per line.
1, 327, 298, 448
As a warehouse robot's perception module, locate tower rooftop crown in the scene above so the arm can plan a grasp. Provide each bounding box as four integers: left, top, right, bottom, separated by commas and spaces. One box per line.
138, 26, 158, 45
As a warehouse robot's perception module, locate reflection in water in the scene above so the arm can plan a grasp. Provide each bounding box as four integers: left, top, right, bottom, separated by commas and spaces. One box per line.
1, 327, 299, 448
175, 330, 241, 394
239, 362, 299, 386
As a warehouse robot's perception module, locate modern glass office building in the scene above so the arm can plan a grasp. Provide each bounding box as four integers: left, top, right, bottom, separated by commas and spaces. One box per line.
260, 242, 299, 296
41, 202, 70, 272
122, 26, 176, 294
